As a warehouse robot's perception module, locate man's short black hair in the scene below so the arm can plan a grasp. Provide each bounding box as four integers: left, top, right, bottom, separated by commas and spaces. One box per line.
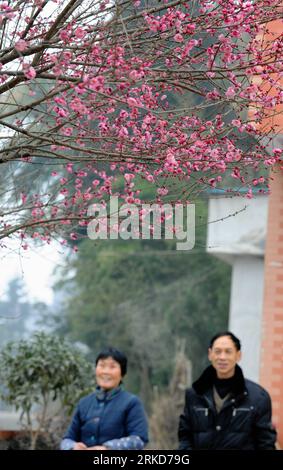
95, 347, 127, 376
209, 331, 241, 351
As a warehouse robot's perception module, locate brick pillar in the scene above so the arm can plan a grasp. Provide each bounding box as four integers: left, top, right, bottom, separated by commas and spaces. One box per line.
260, 167, 283, 447
256, 13, 283, 447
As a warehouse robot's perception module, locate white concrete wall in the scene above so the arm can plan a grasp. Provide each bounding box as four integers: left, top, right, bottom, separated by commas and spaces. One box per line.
206, 195, 268, 382
228, 256, 265, 381
207, 195, 268, 259
0, 410, 37, 431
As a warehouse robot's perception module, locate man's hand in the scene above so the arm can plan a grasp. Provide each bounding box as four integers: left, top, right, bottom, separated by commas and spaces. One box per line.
73, 442, 88, 450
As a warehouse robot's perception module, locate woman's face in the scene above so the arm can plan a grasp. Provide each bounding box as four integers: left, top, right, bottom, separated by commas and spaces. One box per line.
95, 356, 122, 390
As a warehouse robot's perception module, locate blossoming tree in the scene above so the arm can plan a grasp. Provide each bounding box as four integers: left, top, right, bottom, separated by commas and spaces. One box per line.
0, 0, 282, 247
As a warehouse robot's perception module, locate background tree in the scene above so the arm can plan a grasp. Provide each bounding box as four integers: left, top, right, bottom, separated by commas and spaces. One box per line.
149, 340, 192, 449
0, 331, 95, 449
51, 198, 230, 404
0, 0, 281, 246
0, 278, 29, 345
0, 277, 49, 348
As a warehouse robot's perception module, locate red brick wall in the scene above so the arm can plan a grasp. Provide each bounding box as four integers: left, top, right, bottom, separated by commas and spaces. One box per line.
257, 12, 283, 448
260, 167, 283, 447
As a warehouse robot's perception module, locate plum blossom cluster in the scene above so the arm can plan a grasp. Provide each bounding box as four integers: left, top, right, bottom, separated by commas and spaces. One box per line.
0, 0, 282, 248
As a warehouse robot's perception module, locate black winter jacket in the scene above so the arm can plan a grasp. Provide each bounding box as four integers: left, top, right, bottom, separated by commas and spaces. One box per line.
178, 365, 277, 450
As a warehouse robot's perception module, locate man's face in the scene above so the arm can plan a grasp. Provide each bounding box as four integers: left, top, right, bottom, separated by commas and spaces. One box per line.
208, 335, 241, 379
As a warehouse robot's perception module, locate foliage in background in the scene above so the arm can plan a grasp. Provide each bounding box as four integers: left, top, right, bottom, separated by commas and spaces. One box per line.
0, 278, 30, 346
149, 341, 192, 449
0, 277, 49, 349
0, 331, 95, 449
50, 198, 230, 405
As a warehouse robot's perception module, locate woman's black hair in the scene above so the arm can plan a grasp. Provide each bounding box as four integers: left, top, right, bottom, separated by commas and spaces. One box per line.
209, 331, 241, 351
95, 347, 128, 376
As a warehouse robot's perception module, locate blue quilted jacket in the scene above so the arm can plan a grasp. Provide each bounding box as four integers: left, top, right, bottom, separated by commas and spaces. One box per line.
62, 387, 148, 449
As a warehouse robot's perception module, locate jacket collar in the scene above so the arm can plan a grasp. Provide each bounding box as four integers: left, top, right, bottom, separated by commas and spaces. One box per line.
192, 364, 246, 397
95, 385, 122, 401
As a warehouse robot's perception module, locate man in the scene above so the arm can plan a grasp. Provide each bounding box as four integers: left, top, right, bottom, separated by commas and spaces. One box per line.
178, 331, 277, 449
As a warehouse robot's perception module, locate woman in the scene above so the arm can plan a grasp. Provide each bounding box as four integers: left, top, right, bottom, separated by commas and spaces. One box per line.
60, 347, 148, 450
